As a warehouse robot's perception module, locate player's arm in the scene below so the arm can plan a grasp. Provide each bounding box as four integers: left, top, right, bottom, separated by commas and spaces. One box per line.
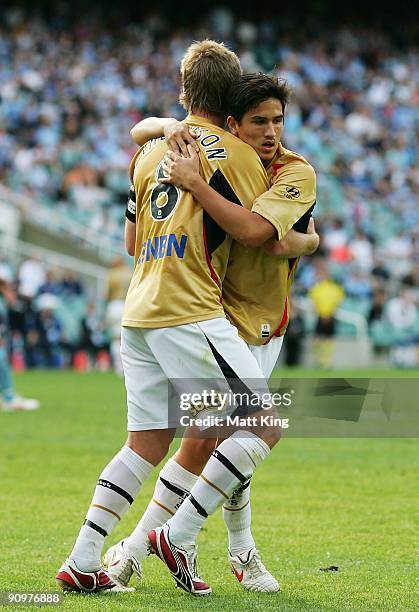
264, 219, 319, 258
125, 186, 137, 256
131, 118, 199, 156
249, 159, 318, 258
264, 218, 319, 257
125, 219, 136, 256
161, 147, 277, 248
161, 147, 317, 250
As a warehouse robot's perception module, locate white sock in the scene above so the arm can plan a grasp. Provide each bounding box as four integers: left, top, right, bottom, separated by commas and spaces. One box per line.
70, 446, 153, 571
125, 457, 198, 560
167, 432, 270, 549
223, 480, 255, 556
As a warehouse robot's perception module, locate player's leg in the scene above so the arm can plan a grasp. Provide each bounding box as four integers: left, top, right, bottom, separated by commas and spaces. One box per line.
104, 324, 222, 592
113, 435, 215, 570
222, 335, 283, 591
56, 327, 174, 593
0, 340, 40, 411
223, 336, 283, 554
106, 330, 283, 591
148, 318, 282, 594
170, 333, 283, 554
0, 342, 15, 406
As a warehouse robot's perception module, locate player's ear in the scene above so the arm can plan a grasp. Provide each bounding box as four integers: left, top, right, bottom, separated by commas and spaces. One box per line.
227, 116, 239, 136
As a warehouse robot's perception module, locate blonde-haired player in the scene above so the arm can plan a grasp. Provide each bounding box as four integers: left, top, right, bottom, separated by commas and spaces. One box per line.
56, 42, 291, 596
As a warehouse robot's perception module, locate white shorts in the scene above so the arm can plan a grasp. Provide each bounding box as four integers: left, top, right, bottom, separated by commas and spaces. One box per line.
249, 336, 283, 379
121, 317, 270, 431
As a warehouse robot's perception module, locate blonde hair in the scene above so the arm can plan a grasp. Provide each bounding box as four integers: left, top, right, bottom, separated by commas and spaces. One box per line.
179, 40, 241, 116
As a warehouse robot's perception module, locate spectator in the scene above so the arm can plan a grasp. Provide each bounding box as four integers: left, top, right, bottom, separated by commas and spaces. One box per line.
61, 272, 84, 297
104, 256, 132, 375
18, 257, 46, 299
368, 288, 386, 325
38, 269, 63, 297
26, 294, 63, 368
386, 290, 418, 334
283, 302, 305, 366
80, 302, 110, 367
0, 273, 40, 411
309, 259, 345, 368
386, 289, 419, 367
344, 266, 373, 300
350, 231, 374, 272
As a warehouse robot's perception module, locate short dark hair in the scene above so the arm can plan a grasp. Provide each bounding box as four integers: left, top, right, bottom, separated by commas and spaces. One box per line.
227, 73, 291, 122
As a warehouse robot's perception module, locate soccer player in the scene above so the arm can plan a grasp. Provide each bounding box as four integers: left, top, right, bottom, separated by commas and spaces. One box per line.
56, 41, 289, 595
103, 73, 318, 594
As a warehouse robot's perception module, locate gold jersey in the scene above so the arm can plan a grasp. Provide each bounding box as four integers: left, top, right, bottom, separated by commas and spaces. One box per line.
122, 115, 269, 329
222, 143, 316, 345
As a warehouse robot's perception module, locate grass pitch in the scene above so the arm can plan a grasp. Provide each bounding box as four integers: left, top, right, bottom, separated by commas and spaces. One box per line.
0, 370, 417, 611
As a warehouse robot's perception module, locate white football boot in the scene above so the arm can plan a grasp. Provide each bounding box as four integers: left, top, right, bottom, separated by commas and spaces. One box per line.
229, 548, 280, 592
103, 540, 142, 587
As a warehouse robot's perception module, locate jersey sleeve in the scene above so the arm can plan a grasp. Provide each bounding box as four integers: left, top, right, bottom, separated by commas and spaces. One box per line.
251, 162, 316, 239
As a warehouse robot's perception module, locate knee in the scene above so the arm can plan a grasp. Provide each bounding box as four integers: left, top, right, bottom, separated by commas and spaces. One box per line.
126, 429, 175, 466
262, 423, 282, 449
194, 437, 217, 462
176, 436, 217, 474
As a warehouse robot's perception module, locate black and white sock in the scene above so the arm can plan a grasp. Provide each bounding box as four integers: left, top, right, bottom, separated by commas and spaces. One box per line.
223, 480, 255, 556
70, 446, 153, 571
167, 432, 270, 549
125, 457, 198, 560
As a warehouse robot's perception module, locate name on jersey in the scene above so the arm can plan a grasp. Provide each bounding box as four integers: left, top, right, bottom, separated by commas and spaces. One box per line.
138, 233, 188, 266
193, 128, 227, 160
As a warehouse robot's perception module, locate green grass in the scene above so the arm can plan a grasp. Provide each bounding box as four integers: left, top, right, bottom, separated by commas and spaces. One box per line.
0, 371, 418, 611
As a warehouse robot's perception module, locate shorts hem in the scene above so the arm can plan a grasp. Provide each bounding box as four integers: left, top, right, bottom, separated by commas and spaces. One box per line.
122, 312, 224, 328
127, 421, 174, 431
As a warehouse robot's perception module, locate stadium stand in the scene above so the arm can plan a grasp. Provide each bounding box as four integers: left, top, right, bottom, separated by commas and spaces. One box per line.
0, 5, 417, 368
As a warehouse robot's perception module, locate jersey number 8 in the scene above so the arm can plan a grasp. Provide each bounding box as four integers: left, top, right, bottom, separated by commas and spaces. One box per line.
150, 163, 181, 221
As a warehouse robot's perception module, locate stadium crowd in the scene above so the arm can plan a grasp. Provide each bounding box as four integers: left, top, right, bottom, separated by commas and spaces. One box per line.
0, 7, 418, 367
0, 256, 110, 370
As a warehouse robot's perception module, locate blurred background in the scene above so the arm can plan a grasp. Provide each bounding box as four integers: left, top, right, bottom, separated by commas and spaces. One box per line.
0, 0, 418, 373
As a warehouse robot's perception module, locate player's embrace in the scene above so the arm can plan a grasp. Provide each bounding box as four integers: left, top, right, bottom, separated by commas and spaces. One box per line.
110, 73, 318, 595
56, 40, 283, 595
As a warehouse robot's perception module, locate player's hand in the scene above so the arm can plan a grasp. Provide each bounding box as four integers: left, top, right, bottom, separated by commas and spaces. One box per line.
307, 217, 315, 234
305, 218, 319, 254
160, 145, 200, 190
164, 121, 200, 157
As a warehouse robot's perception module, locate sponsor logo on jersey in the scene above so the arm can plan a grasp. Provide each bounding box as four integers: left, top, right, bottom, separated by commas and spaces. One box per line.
138, 233, 188, 266
261, 323, 270, 338
283, 185, 300, 199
